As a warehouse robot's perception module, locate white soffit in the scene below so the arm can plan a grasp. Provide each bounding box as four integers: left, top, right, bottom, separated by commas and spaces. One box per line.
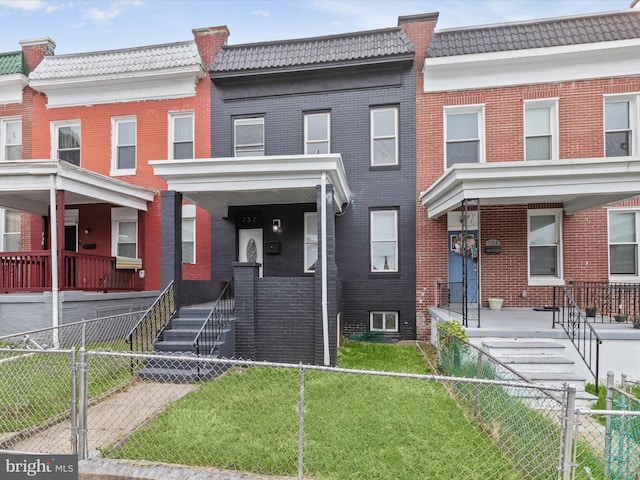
0, 74, 27, 105
421, 157, 640, 219
424, 39, 640, 92
151, 154, 352, 216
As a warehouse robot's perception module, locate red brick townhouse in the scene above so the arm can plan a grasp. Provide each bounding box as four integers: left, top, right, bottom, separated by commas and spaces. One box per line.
416, 6, 640, 340
0, 28, 228, 336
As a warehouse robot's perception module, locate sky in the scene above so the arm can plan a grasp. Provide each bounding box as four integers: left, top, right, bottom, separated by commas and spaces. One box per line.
0, 0, 635, 54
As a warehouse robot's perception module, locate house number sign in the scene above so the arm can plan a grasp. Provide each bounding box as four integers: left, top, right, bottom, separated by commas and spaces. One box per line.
237, 212, 262, 228
485, 238, 501, 254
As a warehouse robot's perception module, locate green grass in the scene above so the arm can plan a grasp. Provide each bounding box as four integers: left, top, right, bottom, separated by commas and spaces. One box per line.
105, 342, 524, 479
0, 340, 133, 432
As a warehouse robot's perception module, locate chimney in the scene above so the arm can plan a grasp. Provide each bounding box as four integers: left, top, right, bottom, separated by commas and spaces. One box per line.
192, 26, 230, 68
398, 13, 439, 90
19, 38, 56, 71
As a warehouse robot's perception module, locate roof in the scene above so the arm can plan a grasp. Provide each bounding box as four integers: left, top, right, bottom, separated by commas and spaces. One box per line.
427, 9, 640, 58
30, 41, 203, 80
210, 27, 414, 77
0, 51, 29, 76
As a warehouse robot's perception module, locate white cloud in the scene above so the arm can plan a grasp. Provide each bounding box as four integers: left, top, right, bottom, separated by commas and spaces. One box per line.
252, 9, 270, 17
83, 5, 122, 22
0, 0, 59, 11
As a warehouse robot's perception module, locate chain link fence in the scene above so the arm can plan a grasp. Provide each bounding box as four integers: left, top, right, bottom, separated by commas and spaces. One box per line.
2, 323, 640, 479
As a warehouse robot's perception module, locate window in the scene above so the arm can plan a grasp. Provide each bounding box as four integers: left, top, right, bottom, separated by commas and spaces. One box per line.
525, 100, 558, 161
53, 121, 81, 166
304, 212, 317, 273
182, 204, 196, 264
169, 112, 194, 160
609, 210, 639, 277
112, 117, 136, 173
445, 105, 484, 167
370, 311, 398, 332
605, 98, 635, 157
370, 107, 398, 166
370, 210, 398, 272
1, 118, 22, 160
304, 112, 330, 154
528, 209, 563, 284
1, 209, 20, 251
234, 117, 264, 156
111, 207, 138, 258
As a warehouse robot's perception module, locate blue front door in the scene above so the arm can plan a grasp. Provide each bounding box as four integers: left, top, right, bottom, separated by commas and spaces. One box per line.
448, 231, 478, 304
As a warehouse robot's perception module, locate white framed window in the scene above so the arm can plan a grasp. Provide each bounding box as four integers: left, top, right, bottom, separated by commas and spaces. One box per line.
370, 209, 398, 272
111, 116, 136, 174
527, 209, 563, 285
608, 209, 639, 279
304, 112, 330, 154
444, 105, 485, 168
169, 112, 194, 160
524, 99, 558, 161
234, 117, 264, 157
370, 311, 398, 332
1, 209, 21, 251
370, 107, 398, 166
604, 95, 638, 157
304, 212, 318, 273
182, 204, 196, 264
1, 118, 22, 161
111, 207, 138, 259
52, 120, 81, 166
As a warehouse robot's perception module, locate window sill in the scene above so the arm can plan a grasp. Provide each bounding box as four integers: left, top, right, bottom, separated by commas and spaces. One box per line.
609, 275, 640, 284
528, 277, 564, 287
110, 169, 136, 177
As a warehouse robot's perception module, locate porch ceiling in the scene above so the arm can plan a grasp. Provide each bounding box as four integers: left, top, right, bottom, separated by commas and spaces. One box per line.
150, 154, 352, 216
0, 160, 155, 215
420, 157, 640, 218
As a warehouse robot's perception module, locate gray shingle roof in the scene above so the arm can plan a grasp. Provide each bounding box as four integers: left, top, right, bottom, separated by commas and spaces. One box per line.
30, 41, 203, 80
0, 51, 29, 76
211, 27, 414, 77
427, 10, 640, 58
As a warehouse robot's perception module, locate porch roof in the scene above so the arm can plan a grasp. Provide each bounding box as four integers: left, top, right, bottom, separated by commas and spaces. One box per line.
0, 160, 155, 215
150, 154, 352, 216
420, 157, 640, 219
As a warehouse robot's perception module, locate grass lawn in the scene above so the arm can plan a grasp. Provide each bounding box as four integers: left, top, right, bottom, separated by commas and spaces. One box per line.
105, 341, 525, 479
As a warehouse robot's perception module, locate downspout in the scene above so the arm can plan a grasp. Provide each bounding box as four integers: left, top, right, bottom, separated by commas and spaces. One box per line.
49, 176, 60, 348
321, 172, 329, 365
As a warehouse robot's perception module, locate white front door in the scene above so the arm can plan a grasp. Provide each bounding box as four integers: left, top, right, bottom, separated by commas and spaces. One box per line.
238, 228, 263, 277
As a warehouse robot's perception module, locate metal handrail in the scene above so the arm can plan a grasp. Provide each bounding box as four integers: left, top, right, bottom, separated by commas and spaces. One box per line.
193, 280, 234, 357
553, 286, 603, 390
126, 281, 176, 353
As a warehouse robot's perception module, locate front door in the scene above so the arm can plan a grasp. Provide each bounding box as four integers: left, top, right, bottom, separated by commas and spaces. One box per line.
238, 228, 263, 277
64, 225, 78, 288
448, 230, 478, 306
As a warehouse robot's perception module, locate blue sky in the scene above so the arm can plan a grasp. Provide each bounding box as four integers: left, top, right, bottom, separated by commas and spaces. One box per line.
0, 0, 634, 54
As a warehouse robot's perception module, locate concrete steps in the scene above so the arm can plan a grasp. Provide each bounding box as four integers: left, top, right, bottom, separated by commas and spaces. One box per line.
481, 339, 598, 407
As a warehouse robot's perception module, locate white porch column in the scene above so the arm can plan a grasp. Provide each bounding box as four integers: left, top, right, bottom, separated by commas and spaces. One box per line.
49, 176, 60, 348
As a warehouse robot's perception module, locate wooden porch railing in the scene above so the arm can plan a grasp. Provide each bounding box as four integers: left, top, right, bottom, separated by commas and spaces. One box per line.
0, 250, 143, 293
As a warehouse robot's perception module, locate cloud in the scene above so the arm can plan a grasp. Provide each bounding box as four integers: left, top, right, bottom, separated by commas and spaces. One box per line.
0, 0, 64, 12
83, 5, 122, 22
252, 9, 270, 17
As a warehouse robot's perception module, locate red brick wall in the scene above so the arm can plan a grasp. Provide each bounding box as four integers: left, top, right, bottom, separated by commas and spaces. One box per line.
416, 76, 640, 339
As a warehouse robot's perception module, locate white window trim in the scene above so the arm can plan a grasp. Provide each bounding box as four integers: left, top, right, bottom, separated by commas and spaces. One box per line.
608, 208, 640, 282
168, 111, 195, 160
524, 98, 559, 161
370, 107, 399, 166
304, 212, 318, 273
304, 112, 330, 155
111, 116, 137, 176
443, 104, 485, 169
370, 209, 399, 273
370, 311, 399, 332
234, 117, 265, 157
527, 208, 563, 286
182, 204, 196, 264
0, 208, 20, 252
604, 93, 639, 157
1, 117, 22, 161
111, 207, 138, 259
51, 120, 81, 165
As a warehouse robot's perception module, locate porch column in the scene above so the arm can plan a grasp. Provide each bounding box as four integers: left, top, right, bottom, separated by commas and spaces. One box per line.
161, 190, 182, 309
315, 182, 338, 366
233, 262, 259, 360
56, 190, 65, 289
